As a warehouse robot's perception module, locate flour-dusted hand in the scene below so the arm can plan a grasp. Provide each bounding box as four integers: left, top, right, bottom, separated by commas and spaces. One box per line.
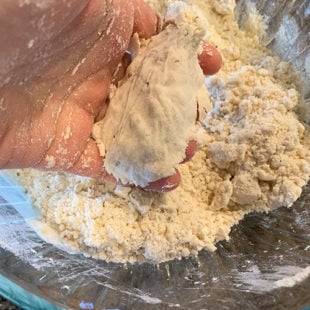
0, 0, 159, 185
0, 0, 221, 191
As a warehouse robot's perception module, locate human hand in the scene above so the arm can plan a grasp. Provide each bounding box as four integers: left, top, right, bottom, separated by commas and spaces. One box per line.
0, 0, 221, 191
0, 0, 159, 182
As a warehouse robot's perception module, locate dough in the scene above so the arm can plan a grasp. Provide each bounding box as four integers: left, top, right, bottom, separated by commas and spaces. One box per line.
92, 3, 208, 187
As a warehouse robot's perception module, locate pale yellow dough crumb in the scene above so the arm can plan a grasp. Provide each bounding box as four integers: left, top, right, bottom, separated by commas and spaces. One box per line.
9, 0, 310, 263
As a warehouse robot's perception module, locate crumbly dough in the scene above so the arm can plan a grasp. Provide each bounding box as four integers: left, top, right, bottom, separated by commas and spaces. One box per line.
10, 0, 310, 263
92, 3, 208, 186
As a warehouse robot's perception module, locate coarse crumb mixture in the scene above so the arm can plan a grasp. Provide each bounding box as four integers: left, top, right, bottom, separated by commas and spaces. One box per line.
9, 0, 310, 263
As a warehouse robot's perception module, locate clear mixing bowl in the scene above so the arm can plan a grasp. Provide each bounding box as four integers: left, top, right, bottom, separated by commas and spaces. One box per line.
0, 1, 309, 309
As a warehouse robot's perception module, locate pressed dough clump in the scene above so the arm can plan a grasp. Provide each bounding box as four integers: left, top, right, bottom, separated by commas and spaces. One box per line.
9, 0, 310, 263
92, 3, 208, 187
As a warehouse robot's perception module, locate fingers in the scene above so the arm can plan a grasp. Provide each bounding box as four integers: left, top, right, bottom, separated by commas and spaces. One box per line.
67, 139, 117, 183
198, 40, 222, 75
143, 170, 181, 192
132, 0, 161, 38
33, 69, 110, 172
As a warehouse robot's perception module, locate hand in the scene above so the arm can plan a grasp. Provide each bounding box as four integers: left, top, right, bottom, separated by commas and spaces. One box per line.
0, 0, 221, 191
0, 0, 158, 183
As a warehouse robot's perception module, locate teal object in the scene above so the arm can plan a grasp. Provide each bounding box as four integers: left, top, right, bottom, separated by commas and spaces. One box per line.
0, 275, 63, 310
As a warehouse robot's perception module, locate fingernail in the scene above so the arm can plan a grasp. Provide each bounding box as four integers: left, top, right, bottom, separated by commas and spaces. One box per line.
143, 170, 181, 192
198, 41, 222, 75
181, 140, 197, 163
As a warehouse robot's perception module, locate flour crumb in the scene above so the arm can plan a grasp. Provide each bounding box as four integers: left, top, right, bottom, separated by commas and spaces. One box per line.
9, 0, 310, 263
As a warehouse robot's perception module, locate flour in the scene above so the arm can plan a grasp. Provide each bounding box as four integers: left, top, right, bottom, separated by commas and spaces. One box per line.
8, 0, 310, 263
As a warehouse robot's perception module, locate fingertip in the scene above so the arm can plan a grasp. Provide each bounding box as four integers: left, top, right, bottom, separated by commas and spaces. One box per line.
198, 41, 222, 75
181, 140, 197, 163
133, 0, 161, 38
143, 169, 181, 192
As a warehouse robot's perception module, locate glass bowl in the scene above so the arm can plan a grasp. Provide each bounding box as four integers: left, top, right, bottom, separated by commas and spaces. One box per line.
0, 1, 309, 309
